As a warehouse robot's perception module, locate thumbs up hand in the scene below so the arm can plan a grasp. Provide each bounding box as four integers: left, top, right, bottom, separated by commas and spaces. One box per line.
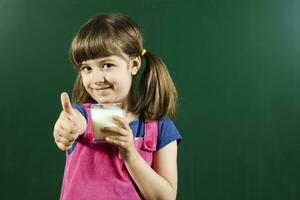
53, 92, 87, 151
61, 92, 77, 119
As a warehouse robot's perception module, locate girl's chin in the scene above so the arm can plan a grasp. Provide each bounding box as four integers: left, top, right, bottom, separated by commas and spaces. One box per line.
91, 94, 124, 105
94, 98, 118, 104
95, 100, 113, 104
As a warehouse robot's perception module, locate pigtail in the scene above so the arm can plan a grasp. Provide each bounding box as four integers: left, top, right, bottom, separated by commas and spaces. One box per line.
133, 51, 178, 120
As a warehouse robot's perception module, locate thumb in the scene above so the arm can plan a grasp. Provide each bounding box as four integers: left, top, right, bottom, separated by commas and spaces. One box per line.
60, 92, 75, 117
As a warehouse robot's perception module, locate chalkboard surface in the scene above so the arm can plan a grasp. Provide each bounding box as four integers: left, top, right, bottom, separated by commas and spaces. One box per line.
1, 0, 300, 199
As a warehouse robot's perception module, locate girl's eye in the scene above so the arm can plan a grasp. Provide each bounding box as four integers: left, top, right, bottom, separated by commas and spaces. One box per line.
81, 66, 92, 72
103, 63, 114, 68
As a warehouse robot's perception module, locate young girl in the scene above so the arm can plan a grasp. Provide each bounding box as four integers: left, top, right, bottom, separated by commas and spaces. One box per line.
53, 13, 182, 200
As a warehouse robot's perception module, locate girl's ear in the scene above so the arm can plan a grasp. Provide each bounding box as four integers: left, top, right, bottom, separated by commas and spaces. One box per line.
130, 56, 141, 75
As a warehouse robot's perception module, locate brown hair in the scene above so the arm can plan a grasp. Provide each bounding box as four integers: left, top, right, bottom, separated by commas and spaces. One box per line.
69, 13, 177, 120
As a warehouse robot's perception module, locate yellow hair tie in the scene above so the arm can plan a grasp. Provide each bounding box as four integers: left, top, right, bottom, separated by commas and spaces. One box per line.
141, 49, 147, 57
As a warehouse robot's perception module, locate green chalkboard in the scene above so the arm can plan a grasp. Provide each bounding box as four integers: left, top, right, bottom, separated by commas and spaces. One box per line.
1, 0, 300, 199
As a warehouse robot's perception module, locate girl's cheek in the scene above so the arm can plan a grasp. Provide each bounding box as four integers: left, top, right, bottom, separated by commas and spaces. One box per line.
81, 77, 90, 89
105, 75, 117, 86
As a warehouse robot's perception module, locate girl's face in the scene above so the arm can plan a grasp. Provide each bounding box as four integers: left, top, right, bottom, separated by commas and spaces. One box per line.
80, 55, 141, 105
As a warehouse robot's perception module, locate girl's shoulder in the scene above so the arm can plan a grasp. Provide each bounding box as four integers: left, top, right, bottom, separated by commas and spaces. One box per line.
156, 117, 182, 150
132, 117, 182, 150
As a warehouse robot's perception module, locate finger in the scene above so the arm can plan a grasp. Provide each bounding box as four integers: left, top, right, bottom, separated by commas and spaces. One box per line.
101, 127, 127, 136
56, 142, 72, 151
60, 92, 75, 118
60, 116, 73, 133
60, 143, 72, 151
112, 115, 130, 130
54, 123, 68, 141
55, 133, 72, 146
65, 144, 73, 150
56, 127, 76, 142
105, 137, 126, 148
101, 130, 119, 137
59, 111, 76, 132
104, 135, 128, 142
56, 142, 67, 151
54, 131, 74, 145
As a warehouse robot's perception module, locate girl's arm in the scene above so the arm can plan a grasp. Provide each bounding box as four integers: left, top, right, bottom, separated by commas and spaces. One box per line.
102, 116, 179, 200
124, 141, 178, 200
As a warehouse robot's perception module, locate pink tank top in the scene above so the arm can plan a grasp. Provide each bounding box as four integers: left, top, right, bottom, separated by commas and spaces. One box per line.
60, 103, 158, 200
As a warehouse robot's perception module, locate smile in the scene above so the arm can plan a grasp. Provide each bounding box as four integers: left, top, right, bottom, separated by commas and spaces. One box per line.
93, 86, 112, 90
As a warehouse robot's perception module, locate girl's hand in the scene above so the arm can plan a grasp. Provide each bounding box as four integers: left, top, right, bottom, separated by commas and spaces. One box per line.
53, 92, 87, 151
101, 116, 136, 161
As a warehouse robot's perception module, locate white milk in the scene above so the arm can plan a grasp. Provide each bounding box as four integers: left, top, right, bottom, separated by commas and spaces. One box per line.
90, 104, 124, 141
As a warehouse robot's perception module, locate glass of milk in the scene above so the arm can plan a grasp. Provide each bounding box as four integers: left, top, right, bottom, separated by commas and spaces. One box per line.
90, 103, 124, 141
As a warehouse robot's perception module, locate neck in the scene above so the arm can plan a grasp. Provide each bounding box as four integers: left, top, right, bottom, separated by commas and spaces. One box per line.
121, 89, 135, 112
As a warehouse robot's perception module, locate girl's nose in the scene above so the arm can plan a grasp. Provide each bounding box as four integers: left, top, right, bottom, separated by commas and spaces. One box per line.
92, 69, 106, 83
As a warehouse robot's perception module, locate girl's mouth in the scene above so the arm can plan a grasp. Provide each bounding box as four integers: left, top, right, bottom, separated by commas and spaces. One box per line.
93, 85, 112, 90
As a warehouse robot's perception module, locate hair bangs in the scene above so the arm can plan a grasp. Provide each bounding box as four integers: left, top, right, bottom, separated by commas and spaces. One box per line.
70, 24, 123, 68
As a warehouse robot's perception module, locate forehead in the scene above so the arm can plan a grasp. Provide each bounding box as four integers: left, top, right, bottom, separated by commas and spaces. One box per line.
81, 55, 126, 65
